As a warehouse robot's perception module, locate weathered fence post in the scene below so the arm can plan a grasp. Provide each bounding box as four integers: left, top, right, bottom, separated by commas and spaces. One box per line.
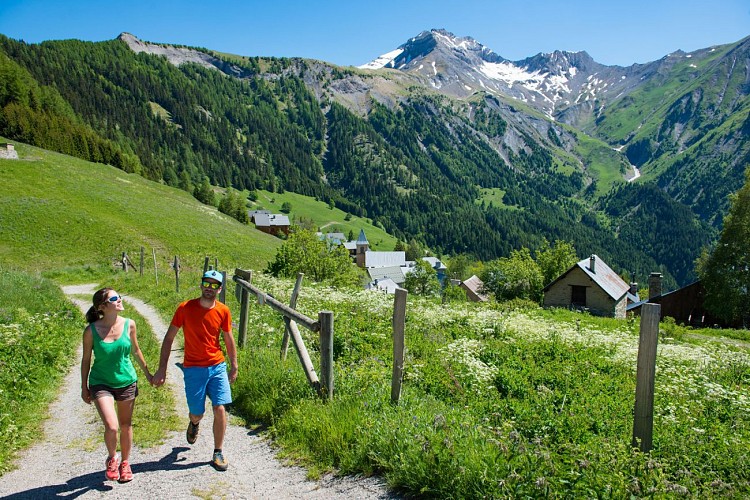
122, 252, 128, 272
235, 269, 251, 348
140, 246, 144, 276
391, 288, 407, 404
287, 319, 320, 391
219, 270, 227, 304
632, 303, 661, 452
281, 273, 304, 360
203, 256, 210, 273
173, 255, 180, 293
152, 248, 158, 285
319, 311, 334, 400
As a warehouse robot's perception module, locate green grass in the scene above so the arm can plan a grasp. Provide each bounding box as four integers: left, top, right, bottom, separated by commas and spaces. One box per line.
0, 138, 281, 282
3, 139, 750, 496
250, 190, 398, 250
0, 269, 83, 474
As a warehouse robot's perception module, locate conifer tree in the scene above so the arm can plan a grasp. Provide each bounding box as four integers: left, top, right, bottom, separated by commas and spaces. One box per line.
698, 166, 750, 324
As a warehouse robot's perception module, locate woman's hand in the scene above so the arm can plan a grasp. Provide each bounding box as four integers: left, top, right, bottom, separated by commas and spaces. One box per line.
81, 386, 92, 404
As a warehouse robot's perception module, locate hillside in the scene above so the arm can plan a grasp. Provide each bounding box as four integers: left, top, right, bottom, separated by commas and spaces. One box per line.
1, 31, 743, 288
0, 139, 280, 277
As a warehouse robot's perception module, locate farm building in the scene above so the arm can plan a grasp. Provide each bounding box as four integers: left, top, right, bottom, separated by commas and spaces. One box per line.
543, 255, 632, 318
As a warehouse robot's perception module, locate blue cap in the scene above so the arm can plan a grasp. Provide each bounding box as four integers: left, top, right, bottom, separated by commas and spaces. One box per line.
202, 270, 223, 284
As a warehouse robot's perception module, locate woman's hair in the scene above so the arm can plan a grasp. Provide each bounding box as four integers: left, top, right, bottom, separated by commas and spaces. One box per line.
85, 287, 114, 323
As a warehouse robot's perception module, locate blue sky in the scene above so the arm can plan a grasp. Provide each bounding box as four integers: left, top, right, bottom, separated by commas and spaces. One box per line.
1, 0, 748, 67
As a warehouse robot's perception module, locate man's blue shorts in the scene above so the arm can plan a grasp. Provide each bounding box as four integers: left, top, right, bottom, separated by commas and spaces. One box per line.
181, 362, 232, 416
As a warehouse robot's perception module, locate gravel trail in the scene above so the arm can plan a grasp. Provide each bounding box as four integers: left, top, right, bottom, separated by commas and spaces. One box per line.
0, 284, 395, 499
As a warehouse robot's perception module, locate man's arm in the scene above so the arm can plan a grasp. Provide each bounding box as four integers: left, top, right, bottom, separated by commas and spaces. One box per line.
152, 324, 180, 387
223, 329, 238, 384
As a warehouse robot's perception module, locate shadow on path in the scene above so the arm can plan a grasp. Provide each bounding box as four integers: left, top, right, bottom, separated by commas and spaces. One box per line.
2, 447, 203, 499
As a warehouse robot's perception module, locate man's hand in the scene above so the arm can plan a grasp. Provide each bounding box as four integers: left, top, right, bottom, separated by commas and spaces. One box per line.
228, 366, 238, 384
151, 368, 167, 387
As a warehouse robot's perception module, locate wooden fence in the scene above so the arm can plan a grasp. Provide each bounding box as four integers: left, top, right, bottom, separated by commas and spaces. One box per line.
233, 269, 334, 400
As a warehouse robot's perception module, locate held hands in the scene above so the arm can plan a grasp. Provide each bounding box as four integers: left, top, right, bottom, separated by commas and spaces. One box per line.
151, 368, 167, 387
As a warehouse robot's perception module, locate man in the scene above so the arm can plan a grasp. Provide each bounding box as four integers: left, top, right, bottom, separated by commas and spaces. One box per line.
152, 270, 238, 471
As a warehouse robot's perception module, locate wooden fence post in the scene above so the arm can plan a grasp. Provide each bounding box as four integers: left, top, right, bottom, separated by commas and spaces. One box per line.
139, 247, 144, 276
122, 252, 128, 272
391, 288, 407, 404
173, 255, 180, 293
281, 273, 304, 360
203, 256, 210, 273
632, 303, 660, 452
287, 319, 320, 391
235, 269, 251, 348
319, 311, 334, 400
219, 270, 227, 304
152, 248, 158, 286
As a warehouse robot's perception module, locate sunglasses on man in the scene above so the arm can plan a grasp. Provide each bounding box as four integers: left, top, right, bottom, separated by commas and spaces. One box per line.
201, 281, 221, 290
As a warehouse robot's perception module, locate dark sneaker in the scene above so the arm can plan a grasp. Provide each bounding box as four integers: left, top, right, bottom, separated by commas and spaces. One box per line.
186, 420, 200, 444
105, 456, 120, 481
118, 460, 133, 483
211, 450, 228, 471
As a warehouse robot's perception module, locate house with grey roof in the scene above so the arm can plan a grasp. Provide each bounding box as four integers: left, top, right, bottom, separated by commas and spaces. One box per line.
542, 254, 630, 318
365, 277, 400, 294
364, 250, 406, 268
368, 265, 407, 285
253, 213, 290, 235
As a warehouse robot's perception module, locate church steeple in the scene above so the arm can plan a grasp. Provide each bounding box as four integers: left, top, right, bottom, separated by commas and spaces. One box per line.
355, 230, 369, 267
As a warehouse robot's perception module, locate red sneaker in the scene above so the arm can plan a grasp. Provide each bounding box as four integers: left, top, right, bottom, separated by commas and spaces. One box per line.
105, 456, 120, 481
118, 460, 133, 483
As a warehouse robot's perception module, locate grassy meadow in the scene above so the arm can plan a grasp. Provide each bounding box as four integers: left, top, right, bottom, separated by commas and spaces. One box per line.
2, 140, 750, 497
249, 189, 399, 251
98, 268, 750, 498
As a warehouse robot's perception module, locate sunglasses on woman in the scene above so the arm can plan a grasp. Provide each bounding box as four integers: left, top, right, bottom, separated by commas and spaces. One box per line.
201, 281, 221, 290
107, 295, 121, 302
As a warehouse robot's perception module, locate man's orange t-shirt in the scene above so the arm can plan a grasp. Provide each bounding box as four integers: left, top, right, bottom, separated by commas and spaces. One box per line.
171, 298, 232, 367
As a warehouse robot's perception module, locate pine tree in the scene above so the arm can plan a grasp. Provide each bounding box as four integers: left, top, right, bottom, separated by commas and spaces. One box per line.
698, 166, 750, 324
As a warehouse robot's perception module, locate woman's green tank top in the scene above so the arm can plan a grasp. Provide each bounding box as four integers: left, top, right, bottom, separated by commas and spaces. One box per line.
88, 318, 138, 388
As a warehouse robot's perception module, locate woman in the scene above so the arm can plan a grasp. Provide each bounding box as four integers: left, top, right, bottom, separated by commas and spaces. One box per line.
80, 288, 152, 483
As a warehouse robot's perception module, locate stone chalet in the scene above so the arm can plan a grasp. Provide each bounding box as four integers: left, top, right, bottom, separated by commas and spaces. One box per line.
543, 255, 632, 318
253, 213, 290, 235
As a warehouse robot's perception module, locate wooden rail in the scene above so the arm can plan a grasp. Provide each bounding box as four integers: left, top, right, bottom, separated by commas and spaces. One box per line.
233, 269, 332, 399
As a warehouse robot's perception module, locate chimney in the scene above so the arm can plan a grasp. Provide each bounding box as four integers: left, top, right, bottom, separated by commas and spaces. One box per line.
589, 255, 596, 273
630, 282, 638, 296
648, 273, 662, 299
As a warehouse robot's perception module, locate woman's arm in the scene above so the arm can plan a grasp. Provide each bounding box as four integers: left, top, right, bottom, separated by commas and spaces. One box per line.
128, 319, 152, 384
80, 326, 93, 404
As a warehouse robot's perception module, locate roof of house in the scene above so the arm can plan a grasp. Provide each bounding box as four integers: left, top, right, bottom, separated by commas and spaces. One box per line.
423, 256, 447, 271
462, 275, 489, 301
343, 241, 357, 250
365, 250, 406, 268
543, 254, 629, 301
254, 213, 290, 227
366, 277, 400, 293
368, 265, 406, 284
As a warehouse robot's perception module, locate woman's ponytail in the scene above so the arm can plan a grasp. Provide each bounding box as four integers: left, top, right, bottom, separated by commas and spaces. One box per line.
85, 306, 103, 324
87, 287, 112, 323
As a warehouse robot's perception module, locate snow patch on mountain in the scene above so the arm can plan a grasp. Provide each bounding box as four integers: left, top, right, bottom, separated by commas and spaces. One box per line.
358, 48, 404, 70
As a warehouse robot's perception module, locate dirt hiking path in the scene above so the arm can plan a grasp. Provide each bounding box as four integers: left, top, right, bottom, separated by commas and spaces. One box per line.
0, 285, 394, 499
